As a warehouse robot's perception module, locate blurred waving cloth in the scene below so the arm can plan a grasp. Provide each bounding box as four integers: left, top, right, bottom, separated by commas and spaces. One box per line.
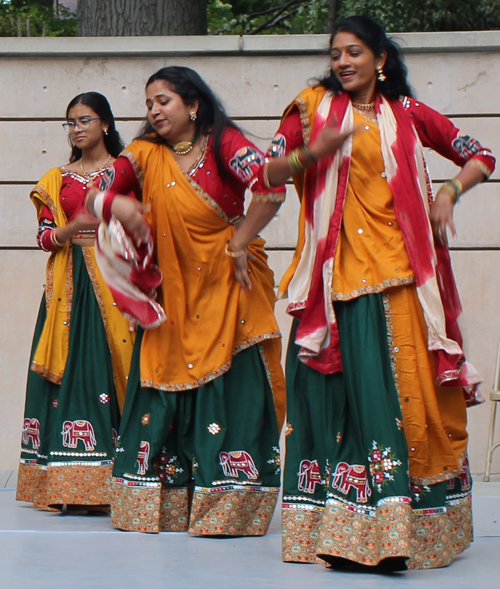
94, 192, 166, 330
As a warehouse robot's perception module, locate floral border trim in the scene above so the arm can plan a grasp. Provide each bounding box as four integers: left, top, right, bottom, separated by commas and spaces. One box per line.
332, 276, 415, 301
120, 150, 143, 189
141, 332, 282, 392
31, 184, 65, 224
186, 176, 231, 223
295, 97, 311, 145
30, 246, 73, 386
409, 450, 467, 486
382, 290, 400, 399
252, 191, 286, 203
465, 157, 493, 179
81, 247, 121, 391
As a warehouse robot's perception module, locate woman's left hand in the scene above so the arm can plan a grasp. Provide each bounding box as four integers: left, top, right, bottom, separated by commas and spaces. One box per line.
430, 190, 456, 246
233, 253, 254, 292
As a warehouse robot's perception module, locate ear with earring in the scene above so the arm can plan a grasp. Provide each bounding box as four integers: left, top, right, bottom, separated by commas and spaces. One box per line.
190, 111, 197, 122
104, 128, 109, 135
377, 65, 387, 82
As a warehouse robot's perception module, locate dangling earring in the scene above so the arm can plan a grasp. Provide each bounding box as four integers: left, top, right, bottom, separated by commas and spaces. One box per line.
190, 111, 197, 122
377, 65, 386, 82
104, 129, 109, 135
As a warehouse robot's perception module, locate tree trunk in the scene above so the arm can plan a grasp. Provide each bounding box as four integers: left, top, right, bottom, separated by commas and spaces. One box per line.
328, 0, 340, 33
77, 0, 207, 36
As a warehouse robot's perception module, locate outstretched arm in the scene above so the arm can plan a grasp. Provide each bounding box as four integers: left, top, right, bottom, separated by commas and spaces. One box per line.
430, 164, 487, 246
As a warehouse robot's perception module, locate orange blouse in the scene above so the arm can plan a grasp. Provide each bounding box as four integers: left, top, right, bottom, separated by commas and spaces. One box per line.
332, 111, 414, 300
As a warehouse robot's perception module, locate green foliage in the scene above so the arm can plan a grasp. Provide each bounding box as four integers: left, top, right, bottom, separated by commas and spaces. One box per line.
208, 0, 500, 34
2, 0, 499, 37
208, 0, 331, 34
0, 0, 76, 37
336, 0, 500, 32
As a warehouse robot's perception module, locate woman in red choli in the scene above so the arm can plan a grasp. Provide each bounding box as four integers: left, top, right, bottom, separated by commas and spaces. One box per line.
16, 92, 134, 511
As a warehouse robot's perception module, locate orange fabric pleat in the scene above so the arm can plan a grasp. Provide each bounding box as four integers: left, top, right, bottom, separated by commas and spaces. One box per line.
124, 141, 285, 426
388, 285, 468, 484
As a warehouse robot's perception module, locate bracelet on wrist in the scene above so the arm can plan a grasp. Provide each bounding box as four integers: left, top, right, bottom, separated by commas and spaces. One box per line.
225, 241, 247, 258
102, 191, 117, 224
288, 148, 307, 174
50, 230, 64, 248
301, 144, 316, 163
441, 179, 463, 204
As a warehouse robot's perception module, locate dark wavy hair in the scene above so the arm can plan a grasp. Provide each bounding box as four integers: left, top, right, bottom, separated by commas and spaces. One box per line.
136, 66, 238, 176
66, 92, 125, 162
319, 16, 414, 100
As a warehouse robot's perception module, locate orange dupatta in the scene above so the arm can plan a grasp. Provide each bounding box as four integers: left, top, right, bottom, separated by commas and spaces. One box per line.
123, 141, 285, 426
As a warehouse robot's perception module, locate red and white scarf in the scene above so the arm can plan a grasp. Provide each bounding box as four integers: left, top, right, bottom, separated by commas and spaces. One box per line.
284, 91, 482, 406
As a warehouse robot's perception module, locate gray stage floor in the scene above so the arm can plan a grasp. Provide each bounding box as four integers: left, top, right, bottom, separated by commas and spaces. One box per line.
1, 473, 499, 589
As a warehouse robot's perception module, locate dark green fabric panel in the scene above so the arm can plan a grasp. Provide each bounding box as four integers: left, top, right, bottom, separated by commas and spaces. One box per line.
114, 343, 280, 489
20, 245, 120, 465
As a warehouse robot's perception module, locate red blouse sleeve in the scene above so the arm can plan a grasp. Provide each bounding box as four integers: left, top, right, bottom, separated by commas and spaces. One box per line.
266, 107, 304, 159
404, 97, 495, 178
107, 156, 141, 196
219, 127, 286, 203
36, 205, 57, 252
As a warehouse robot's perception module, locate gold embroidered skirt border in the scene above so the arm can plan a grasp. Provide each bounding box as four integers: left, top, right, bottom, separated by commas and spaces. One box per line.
16, 461, 113, 509
282, 494, 472, 569
189, 486, 279, 536
111, 478, 278, 535
111, 479, 189, 533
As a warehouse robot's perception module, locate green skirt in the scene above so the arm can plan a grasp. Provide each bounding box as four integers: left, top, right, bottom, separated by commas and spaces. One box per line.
282, 292, 472, 570
16, 246, 123, 509
111, 331, 281, 535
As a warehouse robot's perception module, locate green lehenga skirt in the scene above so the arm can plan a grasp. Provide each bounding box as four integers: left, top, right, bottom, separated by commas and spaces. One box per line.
16, 246, 126, 509
282, 291, 472, 569
111, 331, 281, 535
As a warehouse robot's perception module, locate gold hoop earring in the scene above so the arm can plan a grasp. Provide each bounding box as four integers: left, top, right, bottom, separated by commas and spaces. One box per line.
190, 111, 197, 122
377, 65, 386, 82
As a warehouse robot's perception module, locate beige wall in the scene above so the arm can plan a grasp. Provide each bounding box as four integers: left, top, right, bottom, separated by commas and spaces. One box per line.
1, 32, 499, 474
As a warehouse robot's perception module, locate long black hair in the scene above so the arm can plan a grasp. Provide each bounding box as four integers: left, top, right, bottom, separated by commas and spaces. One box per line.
136, 66, 238, 176
66, 92, 125, 162
319, 16, 414, 100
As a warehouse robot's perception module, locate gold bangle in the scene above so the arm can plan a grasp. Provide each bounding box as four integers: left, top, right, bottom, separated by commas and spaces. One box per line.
288, 148, 306, 173
263, 162, 273, 189
51, 230, 64, 248
441, 179, 463, 204
225, 242, 247, 258
301, 144, 316, 162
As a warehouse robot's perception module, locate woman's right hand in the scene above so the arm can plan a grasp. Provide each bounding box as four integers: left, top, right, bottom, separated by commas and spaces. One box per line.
111, 195, 150, 244
69, 211, 99, 233
308, 117, 355, 161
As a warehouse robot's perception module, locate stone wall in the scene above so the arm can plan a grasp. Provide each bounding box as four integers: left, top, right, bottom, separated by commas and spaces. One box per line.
0, 32, 499, 473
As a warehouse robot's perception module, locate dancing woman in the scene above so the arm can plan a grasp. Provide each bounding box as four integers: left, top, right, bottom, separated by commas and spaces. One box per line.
17, 92, 134, 510
87, 67, 286, 535
265, 16, 495, 570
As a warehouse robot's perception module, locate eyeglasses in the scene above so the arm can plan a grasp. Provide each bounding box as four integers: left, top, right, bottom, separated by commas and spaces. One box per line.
62, 117, 101, 133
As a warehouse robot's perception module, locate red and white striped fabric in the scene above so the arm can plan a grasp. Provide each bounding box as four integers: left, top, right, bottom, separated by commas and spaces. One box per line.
93, 191, 166, 329
284, 91, 486, 406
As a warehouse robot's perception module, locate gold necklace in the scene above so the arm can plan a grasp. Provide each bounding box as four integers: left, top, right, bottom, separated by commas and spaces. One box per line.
168, 130, 199, 155
352, 101, 375, 111
80, 154, 112, 177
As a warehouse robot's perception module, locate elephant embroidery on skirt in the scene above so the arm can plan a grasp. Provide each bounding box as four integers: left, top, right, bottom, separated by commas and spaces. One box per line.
22, 418, 41, 450
332, 462, 372, 503
297, 459, 323, 494
136, 440, 150, 475
219, 451, 259, 480
61, 419, 97, 451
